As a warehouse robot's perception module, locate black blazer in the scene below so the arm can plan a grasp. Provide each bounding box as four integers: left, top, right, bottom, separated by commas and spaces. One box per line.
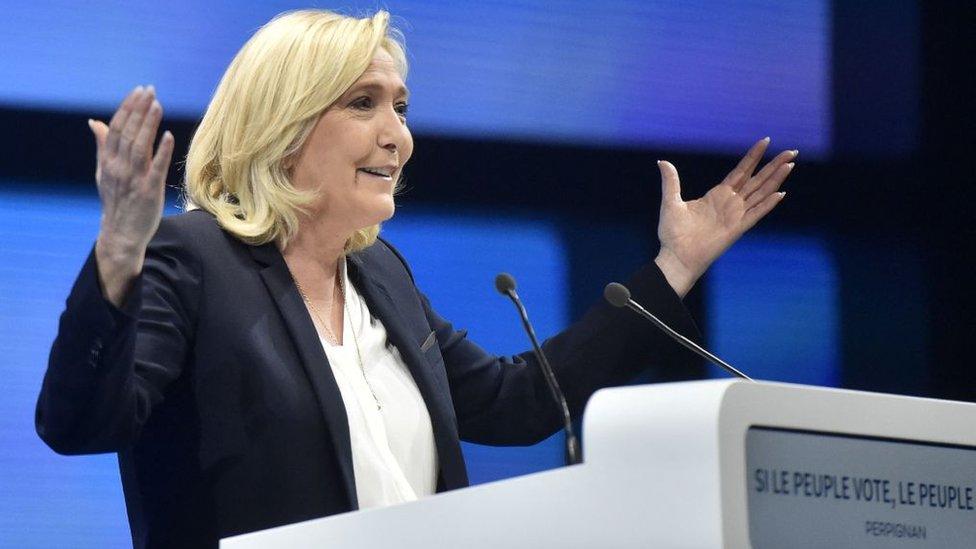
36, 210, 702, 548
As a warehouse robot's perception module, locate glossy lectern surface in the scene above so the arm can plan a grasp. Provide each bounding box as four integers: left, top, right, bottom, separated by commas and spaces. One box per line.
222, 380, 976, 548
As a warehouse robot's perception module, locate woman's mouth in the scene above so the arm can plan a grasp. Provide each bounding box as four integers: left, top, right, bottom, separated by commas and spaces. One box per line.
357, 167, 395, 181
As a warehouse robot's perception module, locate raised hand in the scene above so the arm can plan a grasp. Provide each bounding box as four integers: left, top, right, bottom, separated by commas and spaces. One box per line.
654, 137, 797, 297
90, 86, 175, 306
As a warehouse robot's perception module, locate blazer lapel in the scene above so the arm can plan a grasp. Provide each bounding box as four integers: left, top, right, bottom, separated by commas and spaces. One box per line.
346, 253, 462, 483
248, 243, 359, 509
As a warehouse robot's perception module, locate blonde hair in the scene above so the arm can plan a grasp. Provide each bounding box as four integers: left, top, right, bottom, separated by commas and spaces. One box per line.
183, 9, 407, 252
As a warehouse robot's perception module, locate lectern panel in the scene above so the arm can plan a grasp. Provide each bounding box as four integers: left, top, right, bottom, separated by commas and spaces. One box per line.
746, 426, 976, 548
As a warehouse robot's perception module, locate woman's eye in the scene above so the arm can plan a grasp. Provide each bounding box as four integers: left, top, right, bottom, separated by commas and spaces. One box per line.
351, 96, 373, 110
395, 102, 409, 117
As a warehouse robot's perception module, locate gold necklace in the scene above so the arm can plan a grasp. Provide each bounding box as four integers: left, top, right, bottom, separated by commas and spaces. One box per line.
294, 275, 342, 345
294, 267, 381, 410
343, 283, 381, 410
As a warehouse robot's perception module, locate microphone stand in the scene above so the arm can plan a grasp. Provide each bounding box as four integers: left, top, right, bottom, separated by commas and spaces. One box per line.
604, 282, 754, 381
496, 273, 582, 465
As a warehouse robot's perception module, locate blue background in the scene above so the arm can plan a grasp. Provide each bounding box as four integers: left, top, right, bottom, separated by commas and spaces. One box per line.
0, 0, 830, 154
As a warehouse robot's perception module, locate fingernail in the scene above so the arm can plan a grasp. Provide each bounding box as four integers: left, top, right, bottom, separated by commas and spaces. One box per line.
134, 85, 144, 95
778, 192, 786, 198
147, 84, 156, 95
786, 162, 795, 170
762, 136, 771, 143
87, 118, 94, 129
151, 99, 161, 111
792, 149, 799, 157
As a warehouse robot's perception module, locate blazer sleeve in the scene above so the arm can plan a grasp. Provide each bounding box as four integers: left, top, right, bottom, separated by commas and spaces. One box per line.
35, 219, 201, 455
420, 261, 704, 446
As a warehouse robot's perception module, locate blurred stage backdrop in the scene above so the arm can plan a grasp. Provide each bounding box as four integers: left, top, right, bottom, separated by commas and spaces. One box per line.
2, 0, 972, 547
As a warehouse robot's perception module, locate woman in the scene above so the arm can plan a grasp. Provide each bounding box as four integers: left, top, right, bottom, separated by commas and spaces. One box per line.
36, 9, 796, 549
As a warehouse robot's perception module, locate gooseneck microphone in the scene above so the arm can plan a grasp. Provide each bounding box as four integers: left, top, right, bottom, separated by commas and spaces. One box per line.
495, 273, 581, 465
603, 282, 754, 382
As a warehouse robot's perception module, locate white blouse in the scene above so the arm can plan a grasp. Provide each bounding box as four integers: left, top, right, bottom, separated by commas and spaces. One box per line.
318, 259, 438, 509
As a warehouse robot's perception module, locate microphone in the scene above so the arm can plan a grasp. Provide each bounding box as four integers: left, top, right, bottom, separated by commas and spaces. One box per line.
603, 282, 754, 382
495, 273, 581, 465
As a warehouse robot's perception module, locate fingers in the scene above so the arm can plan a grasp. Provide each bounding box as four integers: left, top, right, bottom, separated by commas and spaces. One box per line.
742, 191, 786, 231
119, 86, 156, 159
106, 86, 144, 155
96, 86, 170, 188
658, 160, 682, 204
744, 160, 793, 209
745, 149, 798, 195
724, 137, 770, 191
88, 118, 109, 149
89, 119, 110, 184
150, 131, 175, 184
132, 99, 163, 166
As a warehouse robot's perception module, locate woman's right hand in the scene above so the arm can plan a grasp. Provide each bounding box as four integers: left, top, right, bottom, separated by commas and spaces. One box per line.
90, 86, 175, 307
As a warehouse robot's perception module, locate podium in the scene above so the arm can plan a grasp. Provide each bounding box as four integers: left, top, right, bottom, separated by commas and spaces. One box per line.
221, 380, 976, 548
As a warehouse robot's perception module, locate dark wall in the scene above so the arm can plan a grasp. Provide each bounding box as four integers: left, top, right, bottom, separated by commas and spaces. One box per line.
917, 2, 976, 402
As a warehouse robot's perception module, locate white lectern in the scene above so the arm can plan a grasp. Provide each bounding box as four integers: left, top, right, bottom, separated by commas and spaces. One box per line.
222, 380, 976, 548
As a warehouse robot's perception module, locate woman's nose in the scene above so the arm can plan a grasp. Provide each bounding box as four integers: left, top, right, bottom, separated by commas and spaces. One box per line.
378, 108, 408, 153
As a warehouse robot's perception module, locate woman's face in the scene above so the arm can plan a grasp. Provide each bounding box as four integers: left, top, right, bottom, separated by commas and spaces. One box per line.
291, 48, 413, 232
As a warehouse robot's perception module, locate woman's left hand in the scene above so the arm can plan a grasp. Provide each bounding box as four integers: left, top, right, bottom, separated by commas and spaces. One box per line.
654, 137, 797, 297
